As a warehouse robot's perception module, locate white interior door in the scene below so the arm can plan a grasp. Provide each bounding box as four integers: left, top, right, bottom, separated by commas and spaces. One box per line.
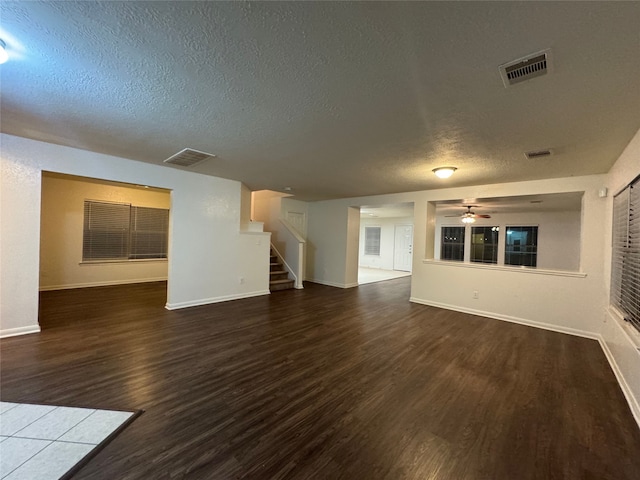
393, 225, 413, 272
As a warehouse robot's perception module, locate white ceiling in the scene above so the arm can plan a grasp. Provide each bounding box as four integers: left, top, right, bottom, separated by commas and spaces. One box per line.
361, 203, 414, 219
1, 2, 639, 201
435, 192, 583, 217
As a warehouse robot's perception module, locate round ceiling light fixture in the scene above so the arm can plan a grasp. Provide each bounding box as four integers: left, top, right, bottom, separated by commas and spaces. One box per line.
432, 166, 457, 179
0, 40, 8, 64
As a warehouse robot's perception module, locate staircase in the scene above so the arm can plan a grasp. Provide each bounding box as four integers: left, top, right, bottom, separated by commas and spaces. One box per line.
269, 249, 295, 291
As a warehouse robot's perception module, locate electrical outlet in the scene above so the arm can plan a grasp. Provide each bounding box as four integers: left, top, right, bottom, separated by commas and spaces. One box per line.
473, 291, 479, 299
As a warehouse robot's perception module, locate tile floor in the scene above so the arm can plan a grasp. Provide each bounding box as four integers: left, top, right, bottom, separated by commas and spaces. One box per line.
0, 402, 135, 479
358, 267, 411, 285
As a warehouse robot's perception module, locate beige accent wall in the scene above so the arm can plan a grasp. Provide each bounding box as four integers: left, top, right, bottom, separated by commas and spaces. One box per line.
39, 173, 171, 290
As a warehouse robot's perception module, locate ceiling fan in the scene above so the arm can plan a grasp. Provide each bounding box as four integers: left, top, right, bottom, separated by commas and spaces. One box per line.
445, 205, 491, 223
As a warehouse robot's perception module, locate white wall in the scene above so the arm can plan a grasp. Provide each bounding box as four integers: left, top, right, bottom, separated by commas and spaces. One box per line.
345, 207, 360, 287
359, 217, 414, 270
281, 197, 309, 239
306, 201, 351, 288
434, 210, 581, 271
0, 134, 270, 337
602, 126, 640, 424
306, 175, 606, 337
40, 174, 171, 290
252, 191, 309, 239
240, 183, 252, 226
251, 190, 287, 233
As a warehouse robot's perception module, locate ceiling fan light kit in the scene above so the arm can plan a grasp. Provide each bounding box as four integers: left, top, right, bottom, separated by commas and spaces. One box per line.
433, 167, 457, 179
445, 205, 492, 224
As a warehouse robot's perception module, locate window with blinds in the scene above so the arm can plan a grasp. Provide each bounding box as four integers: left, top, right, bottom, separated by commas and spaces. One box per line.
83, 201, 169, 261
364, 226, 381, 256
611, 175, 640, 332
130, 206, 169, 259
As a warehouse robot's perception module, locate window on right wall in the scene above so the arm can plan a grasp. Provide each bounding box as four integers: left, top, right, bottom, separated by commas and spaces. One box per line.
505, 226, 538, 267
611, 175, 639, 332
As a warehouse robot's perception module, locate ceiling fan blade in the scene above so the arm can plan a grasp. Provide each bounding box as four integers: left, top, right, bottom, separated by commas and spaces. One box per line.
474, 214, 492, 218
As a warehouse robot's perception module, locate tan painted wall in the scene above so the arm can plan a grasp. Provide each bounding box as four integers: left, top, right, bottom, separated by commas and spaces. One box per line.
40, 173, 171, 290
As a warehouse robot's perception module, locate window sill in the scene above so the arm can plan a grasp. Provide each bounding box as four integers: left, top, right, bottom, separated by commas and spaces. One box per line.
607, 306, 640, 350
79, 259, 168, 265
422, 259, 586, 278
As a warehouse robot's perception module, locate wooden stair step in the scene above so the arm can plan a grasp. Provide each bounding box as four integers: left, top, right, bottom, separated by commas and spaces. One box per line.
269, 278, 295, 291
270, 271, 289, 281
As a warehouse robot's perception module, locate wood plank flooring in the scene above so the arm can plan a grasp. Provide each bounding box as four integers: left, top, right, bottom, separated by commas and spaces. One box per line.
2, 279, 639, 479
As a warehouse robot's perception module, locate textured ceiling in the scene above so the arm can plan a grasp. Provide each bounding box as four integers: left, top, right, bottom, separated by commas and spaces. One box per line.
435, 192, 583, 217
1, 2, 639, 201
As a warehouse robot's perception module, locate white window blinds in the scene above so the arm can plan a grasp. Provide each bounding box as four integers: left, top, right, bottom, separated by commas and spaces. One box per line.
83, 201, 131, 260
611, 175, 640, 332
83, 201, 169, 261
364, 227, 381, 256
130, 206, 169, 259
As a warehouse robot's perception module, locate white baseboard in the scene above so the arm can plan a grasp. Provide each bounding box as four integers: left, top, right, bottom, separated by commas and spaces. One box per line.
597, 334, 640, 428
165, 290, 270, 310
1, 325, 41, 338
409, 297, 599, 340
409, 296, 640, 430
306, 279, 358, 289
39, 277, 168, 291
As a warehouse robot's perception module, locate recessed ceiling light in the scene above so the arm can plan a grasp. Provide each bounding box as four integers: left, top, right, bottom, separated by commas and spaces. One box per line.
283, 186, 292, 191
432, 167, 457, 179
0, 40, 8, 64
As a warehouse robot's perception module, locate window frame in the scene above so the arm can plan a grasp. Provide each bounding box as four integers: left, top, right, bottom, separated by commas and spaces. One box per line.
364, 226, 382, 256
470, 226, 500, 264
441, 226, 466, 262
504, 226, 539, 267
82, 200, 169, 262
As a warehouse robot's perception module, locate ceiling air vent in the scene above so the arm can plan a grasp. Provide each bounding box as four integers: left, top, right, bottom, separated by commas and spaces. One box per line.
163, 148, 216, 167
524, 149, 552, 159
499, 49, 552, 88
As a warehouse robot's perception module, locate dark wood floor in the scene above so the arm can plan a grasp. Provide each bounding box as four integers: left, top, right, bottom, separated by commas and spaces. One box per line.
2, 279, 639, 479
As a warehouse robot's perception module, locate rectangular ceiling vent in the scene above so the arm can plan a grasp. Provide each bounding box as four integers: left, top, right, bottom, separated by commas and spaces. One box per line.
525, 149, 552, 159
499, 49, 552, 88
163, 148, 216, 167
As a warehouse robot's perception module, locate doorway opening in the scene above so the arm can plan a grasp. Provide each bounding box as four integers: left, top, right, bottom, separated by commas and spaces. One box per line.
39, 172, 172, 327
357, 203, 414, 285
